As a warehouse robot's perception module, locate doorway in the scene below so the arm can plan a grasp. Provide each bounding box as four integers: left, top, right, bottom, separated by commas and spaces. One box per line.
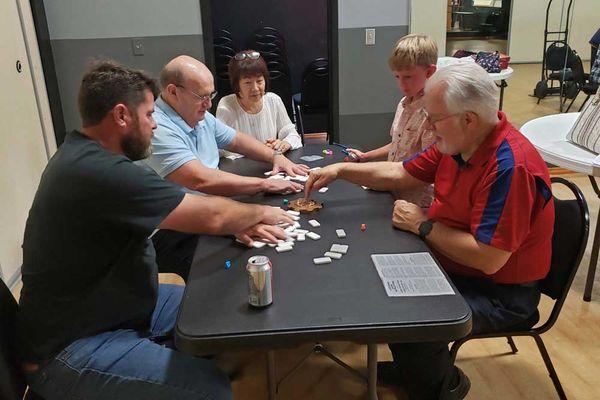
445, 0, 512, 56
199, 0, 338, 142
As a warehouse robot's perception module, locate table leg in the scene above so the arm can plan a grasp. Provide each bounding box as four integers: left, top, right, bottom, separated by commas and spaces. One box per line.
367, 343, 379, 400
267, 350, 277, 400
584, 176, 600, 301
498, 79, 507, 111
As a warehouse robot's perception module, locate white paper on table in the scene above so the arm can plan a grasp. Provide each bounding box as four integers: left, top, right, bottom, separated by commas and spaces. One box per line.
225, 153, 245, 160
371, 253, 455, 297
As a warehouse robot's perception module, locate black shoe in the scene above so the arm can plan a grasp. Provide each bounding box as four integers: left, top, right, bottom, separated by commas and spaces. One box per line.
377, 361, 402, 387
440, 367, 471, 400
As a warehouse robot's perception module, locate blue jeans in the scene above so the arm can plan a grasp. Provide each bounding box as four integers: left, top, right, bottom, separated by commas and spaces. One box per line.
27, 284, 231, 400
388, 274, 541, 400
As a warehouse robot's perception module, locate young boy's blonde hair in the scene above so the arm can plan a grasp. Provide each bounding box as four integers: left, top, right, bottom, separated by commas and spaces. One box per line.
388, 34, 438, 71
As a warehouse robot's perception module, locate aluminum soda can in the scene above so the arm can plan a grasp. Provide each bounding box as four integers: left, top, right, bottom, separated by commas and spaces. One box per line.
247, 255, 273, 307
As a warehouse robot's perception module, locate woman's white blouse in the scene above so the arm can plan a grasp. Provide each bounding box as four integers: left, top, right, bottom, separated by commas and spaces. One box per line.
216, 92, 303, 150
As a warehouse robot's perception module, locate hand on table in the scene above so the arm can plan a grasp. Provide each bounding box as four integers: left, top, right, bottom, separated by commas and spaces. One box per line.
266, 139, 292, 153
261, 178, 303, 194
304, 164, 341, 198
392, 199, 427, 234
235, 223, 287, 246
272, 154, 310, 177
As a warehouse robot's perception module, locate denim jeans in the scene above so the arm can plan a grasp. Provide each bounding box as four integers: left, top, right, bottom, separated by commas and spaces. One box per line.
27, 284, 231, 400
388, 274, 541, 400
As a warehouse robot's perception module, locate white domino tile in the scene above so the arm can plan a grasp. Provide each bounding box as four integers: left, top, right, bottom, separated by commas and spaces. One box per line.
313, 257, 332, 265
330, 244, 348, 254
306, 232, 321, 240
252, 241, 266, 249
324, 251, 342, 260
308, 219, 320, 227
276, 245, 293, 253
318, 187, 329, 193
336, 229, 346, 238
297, 234, 306, 241
286, 210, 300, 216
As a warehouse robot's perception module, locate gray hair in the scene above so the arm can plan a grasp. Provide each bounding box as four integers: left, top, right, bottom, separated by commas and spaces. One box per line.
425, 62, 499, 124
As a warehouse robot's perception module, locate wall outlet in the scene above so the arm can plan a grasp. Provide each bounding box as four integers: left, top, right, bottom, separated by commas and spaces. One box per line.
132, 38, 144, 56
365, 28, 375, 46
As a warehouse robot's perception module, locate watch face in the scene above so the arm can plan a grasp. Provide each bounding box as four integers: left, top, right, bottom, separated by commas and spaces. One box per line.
419, 220, 433, 238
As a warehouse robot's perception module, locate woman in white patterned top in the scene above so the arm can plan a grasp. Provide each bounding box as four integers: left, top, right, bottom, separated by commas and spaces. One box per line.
217, 50, 302, 153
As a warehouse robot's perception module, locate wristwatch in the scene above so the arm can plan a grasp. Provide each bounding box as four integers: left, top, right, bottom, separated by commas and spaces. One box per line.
418, 219, 434, 239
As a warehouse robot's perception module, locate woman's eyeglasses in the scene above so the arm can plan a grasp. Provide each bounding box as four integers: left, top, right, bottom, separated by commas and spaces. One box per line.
234, 51, 261, 61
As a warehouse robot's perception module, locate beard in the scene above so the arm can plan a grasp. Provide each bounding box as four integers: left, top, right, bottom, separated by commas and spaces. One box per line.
121, 117, 152, 161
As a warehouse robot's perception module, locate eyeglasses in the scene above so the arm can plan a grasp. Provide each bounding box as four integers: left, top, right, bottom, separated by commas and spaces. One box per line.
176, 85, 218, 102
422, 109, 461, 125
234, 51, 261, 61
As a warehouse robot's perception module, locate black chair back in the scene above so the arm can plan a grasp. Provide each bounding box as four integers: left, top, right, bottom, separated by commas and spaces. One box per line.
0, 279, 26, 400
301, 65, 329, 110
214, 45, 237, 58
213, 36, 234, 48
539, 177, 589, 331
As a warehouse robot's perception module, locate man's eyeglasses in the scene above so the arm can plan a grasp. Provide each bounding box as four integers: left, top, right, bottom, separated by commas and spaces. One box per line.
422, 109, 461, 125
176, 85, 217, 102
234, 51, 261, 61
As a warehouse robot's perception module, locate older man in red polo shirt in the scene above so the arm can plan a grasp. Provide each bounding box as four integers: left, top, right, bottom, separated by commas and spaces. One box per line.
305, 62, 554, 400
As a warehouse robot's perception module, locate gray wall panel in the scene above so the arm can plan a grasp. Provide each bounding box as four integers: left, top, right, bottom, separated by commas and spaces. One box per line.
338, 25, 408, 116
51, 35, 204, 132
45, 0, 202, 40
339, 0, 409, 29
339, 112, 395, 149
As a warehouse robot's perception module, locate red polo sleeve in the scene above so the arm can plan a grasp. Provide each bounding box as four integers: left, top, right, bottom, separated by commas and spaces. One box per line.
402, 144, 441, 184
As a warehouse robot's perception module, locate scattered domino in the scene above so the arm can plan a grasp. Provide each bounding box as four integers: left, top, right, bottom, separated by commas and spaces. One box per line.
276, 245, 293, 253
252, 241, 266, 249
287, 215, 300, 221
287, 231, 298, 238
295, 229, 309, 235
264, 171, 273, 176
291, 175, 309, 182
267, 243, 277, 247
308, 219, 320, 227
336, 229, 346, 238
324, 251, 342, 260
285, 226, 296, 233
297, 234, 306, 241
361, 186, 370, 190
306, 232, 321, 240
286, 210, 300, 216
318, 187, 329, 193
310, 167, 321, 171
293, 222, 301, 229
330, 244, 348, 254
313, 257, 332, 265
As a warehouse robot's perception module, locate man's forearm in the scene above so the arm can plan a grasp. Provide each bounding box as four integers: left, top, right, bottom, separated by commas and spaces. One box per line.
161, 194, 268, 235
191, 168, 266, 196
337, 162, 404, 191
227, 132, 274, 163
425, 222, 510, 275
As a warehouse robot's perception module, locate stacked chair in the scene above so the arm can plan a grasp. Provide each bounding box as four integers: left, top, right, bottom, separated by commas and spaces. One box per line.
252, 27, 293, 119
292, 58, 329, 135
213, 28, 236, 106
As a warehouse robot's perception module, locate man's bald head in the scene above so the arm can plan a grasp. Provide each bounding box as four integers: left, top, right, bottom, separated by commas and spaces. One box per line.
159, 55, 212, 91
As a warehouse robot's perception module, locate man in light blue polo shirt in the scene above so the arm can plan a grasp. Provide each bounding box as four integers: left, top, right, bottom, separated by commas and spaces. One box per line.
145, 55, 310, 280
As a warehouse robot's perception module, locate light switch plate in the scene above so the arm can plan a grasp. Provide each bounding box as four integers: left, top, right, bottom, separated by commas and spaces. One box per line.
132, 38, 144, 56
365, 28, 375, 46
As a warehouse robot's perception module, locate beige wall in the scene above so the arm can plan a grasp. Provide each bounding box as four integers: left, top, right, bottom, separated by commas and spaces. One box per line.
509, 0, 599, 63
410, 0, 447, 57
0, 0, 53, 288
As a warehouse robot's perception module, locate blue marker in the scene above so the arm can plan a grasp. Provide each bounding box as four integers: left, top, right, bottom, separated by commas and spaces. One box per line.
225, 260, 232, 269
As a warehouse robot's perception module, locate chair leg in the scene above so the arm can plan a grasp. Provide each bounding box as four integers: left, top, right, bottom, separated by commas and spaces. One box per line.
439, 339, 467, 394
577, 94, 591, 112
533, 335, 568, 400
565, 95, 578, 113
507, 336, 518, 354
